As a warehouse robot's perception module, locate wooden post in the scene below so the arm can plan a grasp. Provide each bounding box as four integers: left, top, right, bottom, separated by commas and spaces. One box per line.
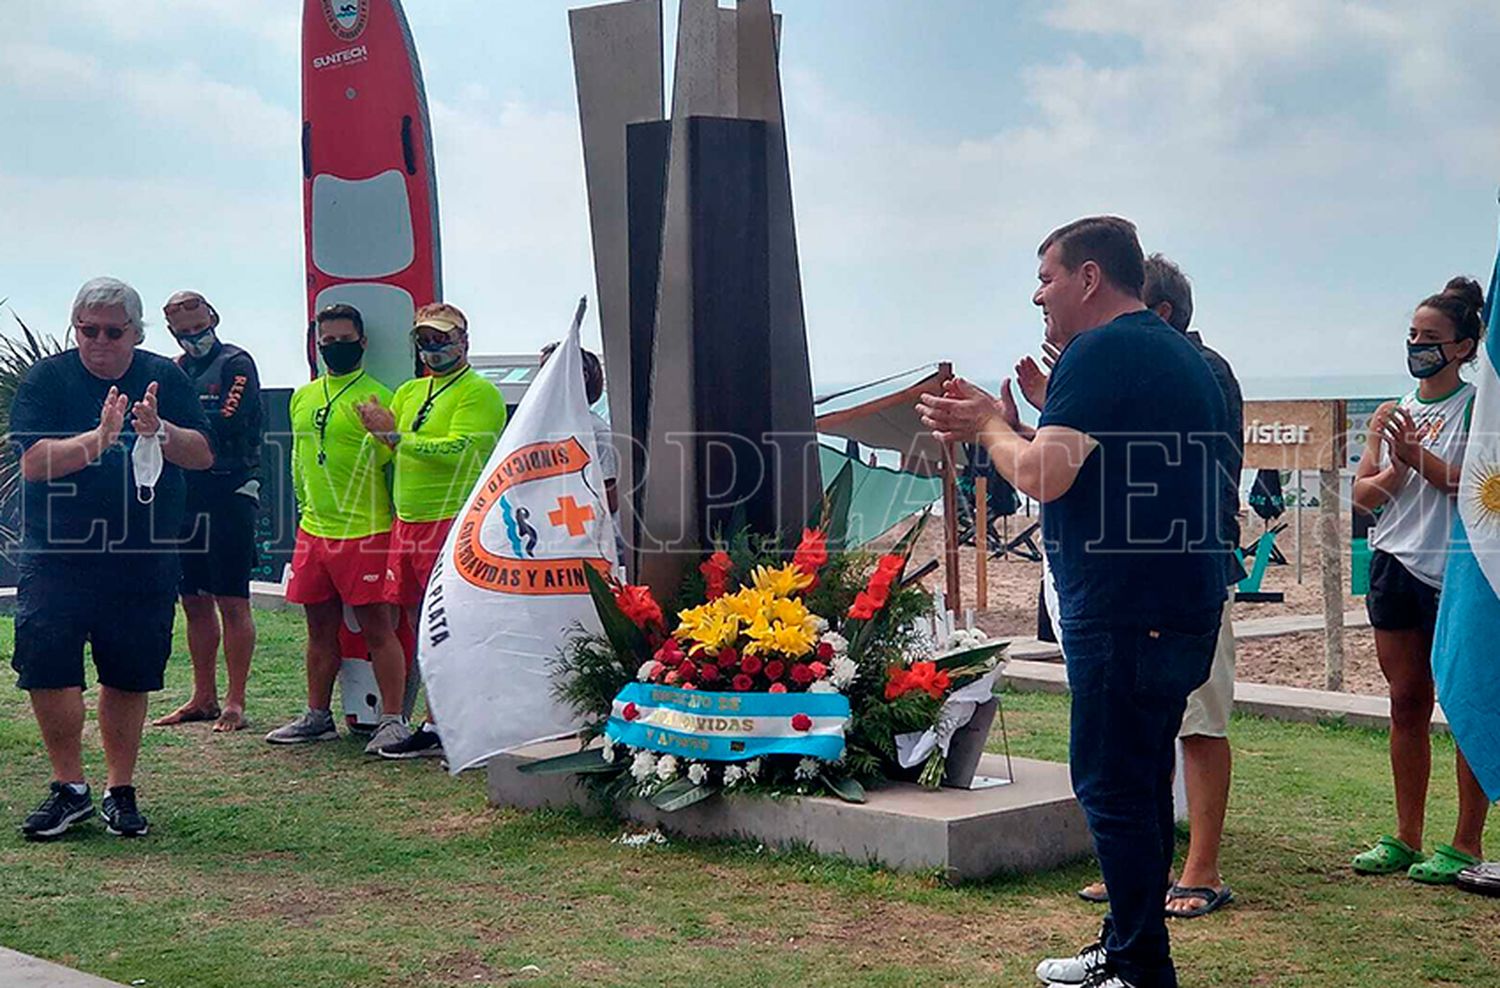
939, 362, 962, 616
975, 474, 989, 610
1319, 467, 1345, 691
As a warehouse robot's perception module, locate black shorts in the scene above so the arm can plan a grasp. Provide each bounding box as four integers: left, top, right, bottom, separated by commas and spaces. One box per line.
179, 489, 259, 599
12, 577, 176, 693
1365, 549, 1440, 634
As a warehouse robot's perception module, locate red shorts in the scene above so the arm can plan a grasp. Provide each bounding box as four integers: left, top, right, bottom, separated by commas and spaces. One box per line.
383, 517, 455, 606
285, 529, 392, 607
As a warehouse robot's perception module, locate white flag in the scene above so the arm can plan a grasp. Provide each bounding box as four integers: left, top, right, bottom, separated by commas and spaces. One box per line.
420, 299, 615, 773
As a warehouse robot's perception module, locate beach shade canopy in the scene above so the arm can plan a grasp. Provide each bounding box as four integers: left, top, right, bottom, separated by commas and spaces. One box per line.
814, 365, 967, 478
816, 444, 943, 548
815, 364, 966, 609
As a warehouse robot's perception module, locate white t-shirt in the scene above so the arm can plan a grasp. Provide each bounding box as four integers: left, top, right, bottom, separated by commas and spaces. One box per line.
590, 411, 620, 483
1369, 382, 1475, 588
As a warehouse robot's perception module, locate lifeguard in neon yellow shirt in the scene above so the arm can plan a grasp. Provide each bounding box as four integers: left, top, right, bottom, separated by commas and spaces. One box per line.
268, 303, 406, 753
353, 302, 507, 761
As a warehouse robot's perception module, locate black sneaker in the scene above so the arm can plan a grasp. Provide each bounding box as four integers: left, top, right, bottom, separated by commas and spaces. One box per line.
378, 724, 444, 760
21, 782, 95, 840
101, 786, 149, 837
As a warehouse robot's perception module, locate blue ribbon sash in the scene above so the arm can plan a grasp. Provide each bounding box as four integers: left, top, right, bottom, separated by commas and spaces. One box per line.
606, 683, 850, 762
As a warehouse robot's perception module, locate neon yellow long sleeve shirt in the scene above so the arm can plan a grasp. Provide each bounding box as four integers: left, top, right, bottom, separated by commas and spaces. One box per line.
290, 370, 395, 539
389, 366, 507, 523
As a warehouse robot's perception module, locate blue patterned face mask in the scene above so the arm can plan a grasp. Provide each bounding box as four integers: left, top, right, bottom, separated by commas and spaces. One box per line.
1406, 341, 1452, 379
176, 327, 217, 359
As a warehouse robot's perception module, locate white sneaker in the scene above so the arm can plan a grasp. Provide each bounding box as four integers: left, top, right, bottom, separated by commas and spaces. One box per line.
364, 717, 411, 755
1053, 975, 1134, 988
1035, 940, 1106, 984
264, 708, 338, 745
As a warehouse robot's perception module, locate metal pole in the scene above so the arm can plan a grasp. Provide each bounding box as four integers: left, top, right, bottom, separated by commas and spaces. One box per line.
975, 474, 989, 610
1295, 470, 1304, 584
1320, 467, 1345, 691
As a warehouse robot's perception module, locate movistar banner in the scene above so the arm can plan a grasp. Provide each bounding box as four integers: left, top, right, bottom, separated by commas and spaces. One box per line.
607, 683, 850, 762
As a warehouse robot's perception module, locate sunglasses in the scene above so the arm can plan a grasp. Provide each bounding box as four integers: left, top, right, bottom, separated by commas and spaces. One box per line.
163, 296, 209, 316
75, 324, 130, 341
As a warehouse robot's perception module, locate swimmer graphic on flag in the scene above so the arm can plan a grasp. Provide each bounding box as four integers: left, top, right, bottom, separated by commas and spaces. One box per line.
420, 299, 616, 773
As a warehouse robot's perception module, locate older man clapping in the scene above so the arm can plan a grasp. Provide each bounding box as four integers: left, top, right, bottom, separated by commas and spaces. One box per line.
11, 277, 213, 840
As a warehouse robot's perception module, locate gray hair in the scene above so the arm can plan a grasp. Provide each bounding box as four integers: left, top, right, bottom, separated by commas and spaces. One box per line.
72, 277, 145, 341
1143, 254, 1193, 332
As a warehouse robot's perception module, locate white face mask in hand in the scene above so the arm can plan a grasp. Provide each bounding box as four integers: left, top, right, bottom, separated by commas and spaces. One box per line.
132, 428, 164, 504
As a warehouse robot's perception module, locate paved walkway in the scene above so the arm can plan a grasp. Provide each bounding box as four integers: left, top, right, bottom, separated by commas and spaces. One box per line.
1001, 658, 1447, 733
1004, 609, 1372, 661
0, 948, 123, 987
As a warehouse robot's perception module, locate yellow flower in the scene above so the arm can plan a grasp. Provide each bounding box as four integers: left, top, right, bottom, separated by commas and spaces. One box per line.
743, 613, 818, 658
765, 594, 811, 630
750, 563, 815, 598
688, 611, 742, 655
719, 587, 771, 624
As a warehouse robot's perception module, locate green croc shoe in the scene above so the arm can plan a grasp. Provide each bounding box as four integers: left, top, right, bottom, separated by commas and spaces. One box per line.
1352, 835, 1426, 875
1409, 844, 1481, 885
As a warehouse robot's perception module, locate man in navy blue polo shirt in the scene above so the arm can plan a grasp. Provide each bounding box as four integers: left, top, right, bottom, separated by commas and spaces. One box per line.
919, 216, 1230, 988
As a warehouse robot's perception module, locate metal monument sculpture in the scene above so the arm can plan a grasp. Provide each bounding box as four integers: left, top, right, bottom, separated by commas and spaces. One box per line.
569, 0, 820, 597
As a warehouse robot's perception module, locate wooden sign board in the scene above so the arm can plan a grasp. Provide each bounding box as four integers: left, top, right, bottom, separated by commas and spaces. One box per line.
1241, 399, 1346, 472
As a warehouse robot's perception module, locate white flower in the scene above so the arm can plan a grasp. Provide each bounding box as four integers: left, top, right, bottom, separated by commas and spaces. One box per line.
744, 758, 763, 780
830, 656, 859, 689
812, 616, 830, 634
601, 743, 616, 764
636, 661, 657, 682
723, 764, 746, 787
794, 757, 820, 781
655, 754, 679, 782
687, 762, 710, 786
629, 750, 658, 782
809, 680, 837, 694
820, 631, 849, 655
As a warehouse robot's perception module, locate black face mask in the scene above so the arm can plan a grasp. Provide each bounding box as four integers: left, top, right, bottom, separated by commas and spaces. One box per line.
320, 339, 364, 375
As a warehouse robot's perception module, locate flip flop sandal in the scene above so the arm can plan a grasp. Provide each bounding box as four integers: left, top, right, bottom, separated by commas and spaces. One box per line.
1456, 862, 1500, 898
1165, 884, 1233, 919
1408, 844, 1481, 885
1076, 882, 1110, 904
1352, 835, 1425, 875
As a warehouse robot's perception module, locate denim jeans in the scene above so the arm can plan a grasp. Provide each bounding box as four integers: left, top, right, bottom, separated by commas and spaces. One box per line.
1061, 613, 1221, 988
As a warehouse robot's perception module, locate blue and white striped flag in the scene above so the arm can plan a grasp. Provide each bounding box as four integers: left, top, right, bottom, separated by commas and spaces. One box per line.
1432, 220, 1500, 801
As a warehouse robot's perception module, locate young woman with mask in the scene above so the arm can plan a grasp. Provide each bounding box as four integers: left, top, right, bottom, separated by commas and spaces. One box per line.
1351, 277, 1490, 884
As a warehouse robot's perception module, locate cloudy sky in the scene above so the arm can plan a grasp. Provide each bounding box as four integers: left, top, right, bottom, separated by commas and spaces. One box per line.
4, 0, 1499, 393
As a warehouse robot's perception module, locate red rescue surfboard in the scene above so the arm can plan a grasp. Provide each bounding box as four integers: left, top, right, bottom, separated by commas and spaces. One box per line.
301, 0, 438, 727
301, 0, 441, 389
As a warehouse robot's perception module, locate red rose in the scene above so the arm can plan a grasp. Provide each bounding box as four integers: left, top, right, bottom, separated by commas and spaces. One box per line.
677, 660, 697, 682
768, 683, 788, 694
764, 660, 786, 681
719, 646, 740, 668
622, 702, 640, 721
816, 641, 835, 661
700, 664, 721, 682
790, 663, 814, 685
809, 661, 828, 678
682, 683, 697, 691
740, 655, 764, 676
732, 674, 753, 691
791, 713, 813, 732
656, 638, 683, 662
649, 661, 666, 681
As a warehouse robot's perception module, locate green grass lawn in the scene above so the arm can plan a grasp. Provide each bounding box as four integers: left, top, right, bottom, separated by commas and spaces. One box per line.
0, 608, 1495, 987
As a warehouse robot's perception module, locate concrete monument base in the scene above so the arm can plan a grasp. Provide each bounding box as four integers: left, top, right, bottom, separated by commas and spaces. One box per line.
488, 739, 1092, 882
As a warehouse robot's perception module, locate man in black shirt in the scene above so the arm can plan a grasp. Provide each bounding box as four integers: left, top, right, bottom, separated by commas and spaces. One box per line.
11, 277, 214, 839
919, 218, 1229, 988
153, 291, 263, 734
